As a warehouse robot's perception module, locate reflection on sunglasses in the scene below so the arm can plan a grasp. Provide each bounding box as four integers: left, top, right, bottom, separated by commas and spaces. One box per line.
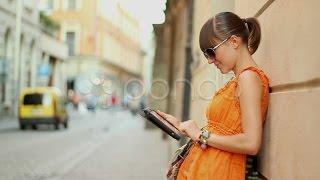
203, 37, 230, 60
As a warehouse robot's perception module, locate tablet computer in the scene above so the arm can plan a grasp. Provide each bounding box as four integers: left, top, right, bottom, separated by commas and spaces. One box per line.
139, 107, 181, 140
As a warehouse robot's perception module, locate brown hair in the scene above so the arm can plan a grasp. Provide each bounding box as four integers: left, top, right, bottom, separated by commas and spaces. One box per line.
199, 12, 261, 55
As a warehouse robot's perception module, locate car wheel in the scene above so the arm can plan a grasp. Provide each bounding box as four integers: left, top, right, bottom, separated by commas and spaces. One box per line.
63, 121, 68, 129
32, 125, 37, 130
19, 124, 26, 130
54, 123, 60, 130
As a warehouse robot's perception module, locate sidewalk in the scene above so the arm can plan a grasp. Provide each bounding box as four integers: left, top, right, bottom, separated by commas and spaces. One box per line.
0, 115, 18, 131
52, 110, 172, 180
0, 109, 173, 180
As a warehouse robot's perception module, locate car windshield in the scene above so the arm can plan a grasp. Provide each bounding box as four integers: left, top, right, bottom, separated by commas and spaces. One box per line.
23, 93, 52, 105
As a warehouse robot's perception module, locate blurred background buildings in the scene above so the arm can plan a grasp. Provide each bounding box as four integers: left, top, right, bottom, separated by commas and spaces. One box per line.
0, 0, 68, 117
40, 0, 145, 109
0, 0, 152, 116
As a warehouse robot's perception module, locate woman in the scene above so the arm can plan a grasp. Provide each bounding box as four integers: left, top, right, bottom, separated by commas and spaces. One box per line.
157, 12, 270, 179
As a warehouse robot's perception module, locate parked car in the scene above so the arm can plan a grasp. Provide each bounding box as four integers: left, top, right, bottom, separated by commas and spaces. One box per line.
19, 87, 69, 130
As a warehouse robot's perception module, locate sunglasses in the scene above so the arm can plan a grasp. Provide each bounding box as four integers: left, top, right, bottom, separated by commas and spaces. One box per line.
203, 37, 230, 60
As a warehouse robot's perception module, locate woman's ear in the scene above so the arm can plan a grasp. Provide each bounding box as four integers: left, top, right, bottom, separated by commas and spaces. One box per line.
229, 35, 241, 49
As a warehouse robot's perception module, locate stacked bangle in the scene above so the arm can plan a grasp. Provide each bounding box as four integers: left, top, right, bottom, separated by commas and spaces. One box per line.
198, 128, 211, 150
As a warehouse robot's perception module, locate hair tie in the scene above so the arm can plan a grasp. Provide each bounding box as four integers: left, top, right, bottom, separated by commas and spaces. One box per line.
243, 18, 249, 33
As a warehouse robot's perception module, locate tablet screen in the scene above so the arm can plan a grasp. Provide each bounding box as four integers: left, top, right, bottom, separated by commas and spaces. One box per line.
149, 110, 181, 135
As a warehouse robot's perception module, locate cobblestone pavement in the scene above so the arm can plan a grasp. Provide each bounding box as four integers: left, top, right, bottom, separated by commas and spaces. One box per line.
0, 109, 170, 180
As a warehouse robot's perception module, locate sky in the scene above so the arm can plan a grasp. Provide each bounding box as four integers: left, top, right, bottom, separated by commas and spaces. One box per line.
116, 0, 167, 49
115, 0, 167, 90
117, 0, 167, 30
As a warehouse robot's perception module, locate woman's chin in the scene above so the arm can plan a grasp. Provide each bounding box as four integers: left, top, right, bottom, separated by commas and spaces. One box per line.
218, 67, 231, 74
219, 68, 226, 74
216, 66, 227, 74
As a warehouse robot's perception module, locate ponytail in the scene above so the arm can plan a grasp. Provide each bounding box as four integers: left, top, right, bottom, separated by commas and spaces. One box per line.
243, 17, 261, 55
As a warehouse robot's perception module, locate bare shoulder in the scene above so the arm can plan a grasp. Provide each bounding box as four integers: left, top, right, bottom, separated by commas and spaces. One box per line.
238, 70, 262, 85
236, 70, 263, 97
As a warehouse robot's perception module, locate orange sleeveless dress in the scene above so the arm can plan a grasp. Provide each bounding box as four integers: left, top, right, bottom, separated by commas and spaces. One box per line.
177, 66, 270, 180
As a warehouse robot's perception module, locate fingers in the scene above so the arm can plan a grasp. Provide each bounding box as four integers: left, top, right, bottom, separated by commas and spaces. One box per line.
157, 110, 181, 126
156, 110, 188, 137
157, 110, 170, 121
179, 131, 187, 136
178, 126, 188, 136
156, 110, 166, 117
178, 121, 194, 139
178, 123, 186, 133
167, 118, 178, 127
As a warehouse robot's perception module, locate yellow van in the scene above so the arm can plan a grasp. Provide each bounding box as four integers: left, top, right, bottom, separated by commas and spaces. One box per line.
19, 87, 69, 130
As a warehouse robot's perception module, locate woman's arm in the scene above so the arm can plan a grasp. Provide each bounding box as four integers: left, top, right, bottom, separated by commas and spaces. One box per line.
206, 71, 264, 155
157, 70, 265, 155
174, 71, 264, 155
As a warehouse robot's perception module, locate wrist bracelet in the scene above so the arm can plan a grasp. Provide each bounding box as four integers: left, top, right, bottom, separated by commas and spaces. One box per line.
199, 129, 211, 150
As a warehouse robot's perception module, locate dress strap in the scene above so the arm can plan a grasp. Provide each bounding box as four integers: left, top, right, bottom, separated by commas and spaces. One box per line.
235, 66, 270, 85
233, 66, 270, 102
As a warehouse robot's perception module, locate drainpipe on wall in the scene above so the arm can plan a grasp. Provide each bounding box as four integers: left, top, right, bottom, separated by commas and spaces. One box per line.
181, 0, 194, 145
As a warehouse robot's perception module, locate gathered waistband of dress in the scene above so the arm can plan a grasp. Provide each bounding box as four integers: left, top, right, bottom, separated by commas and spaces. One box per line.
205, 122, 241, 135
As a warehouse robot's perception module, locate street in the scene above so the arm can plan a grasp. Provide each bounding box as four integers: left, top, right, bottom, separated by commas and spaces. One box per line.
0, 109, 170, 180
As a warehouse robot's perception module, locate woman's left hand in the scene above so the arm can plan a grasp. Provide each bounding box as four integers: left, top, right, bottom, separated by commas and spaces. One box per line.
179, 120, 202, 141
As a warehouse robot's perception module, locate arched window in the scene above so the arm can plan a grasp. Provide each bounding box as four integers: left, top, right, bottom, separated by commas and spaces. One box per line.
27, 40, 35, 87
1, 28, 12, 103
19, 34, 26, 88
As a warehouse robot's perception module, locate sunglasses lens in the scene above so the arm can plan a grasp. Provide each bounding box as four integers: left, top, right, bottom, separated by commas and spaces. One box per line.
204, 49, 215, 59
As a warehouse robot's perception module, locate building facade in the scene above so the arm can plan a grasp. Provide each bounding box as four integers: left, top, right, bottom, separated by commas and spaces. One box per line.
42, 0, 144, 104
0, 0, 40, 116
235, 0, 320, 179
0, 0, 68, 117
153, 0, 320, 179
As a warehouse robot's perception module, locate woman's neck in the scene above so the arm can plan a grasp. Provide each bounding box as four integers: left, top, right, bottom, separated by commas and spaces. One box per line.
232, 48, 257, 77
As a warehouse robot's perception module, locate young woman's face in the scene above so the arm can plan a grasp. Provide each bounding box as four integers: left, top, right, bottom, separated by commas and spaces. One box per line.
206, 38, 238, 74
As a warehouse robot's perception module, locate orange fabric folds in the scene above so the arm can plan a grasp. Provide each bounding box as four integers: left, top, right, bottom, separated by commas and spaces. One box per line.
177, 66, 270, 180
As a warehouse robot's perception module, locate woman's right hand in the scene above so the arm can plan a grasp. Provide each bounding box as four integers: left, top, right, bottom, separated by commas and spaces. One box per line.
156, 110, 181, 129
